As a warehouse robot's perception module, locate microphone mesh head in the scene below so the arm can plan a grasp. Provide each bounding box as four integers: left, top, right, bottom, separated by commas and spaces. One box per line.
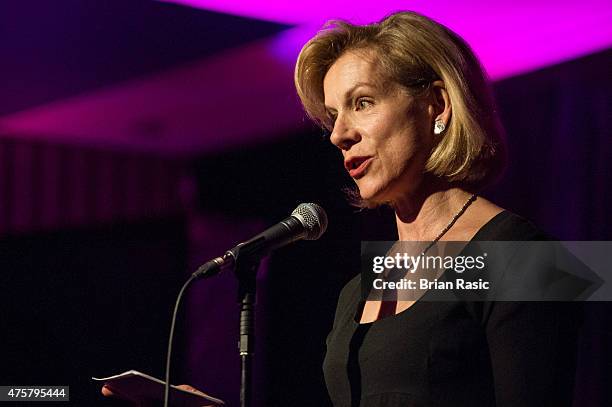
292, 203, 328, 240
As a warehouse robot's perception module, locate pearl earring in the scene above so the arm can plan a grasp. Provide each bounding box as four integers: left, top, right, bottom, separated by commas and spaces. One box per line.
434, 120, 446, 135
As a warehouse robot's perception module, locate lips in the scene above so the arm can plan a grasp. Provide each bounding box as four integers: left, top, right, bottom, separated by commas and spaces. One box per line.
344, 156, 373, 178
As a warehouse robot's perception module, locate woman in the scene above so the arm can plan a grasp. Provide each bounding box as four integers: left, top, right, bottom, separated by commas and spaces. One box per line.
295, 11, 580, 407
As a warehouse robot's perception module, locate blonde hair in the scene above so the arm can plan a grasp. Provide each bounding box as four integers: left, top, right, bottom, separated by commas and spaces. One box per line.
294, 11, 506, 191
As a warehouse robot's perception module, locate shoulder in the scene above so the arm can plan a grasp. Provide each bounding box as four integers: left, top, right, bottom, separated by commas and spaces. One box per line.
473, 210, 551, 241
326, 273, 362, 333
336, 273, 361, 310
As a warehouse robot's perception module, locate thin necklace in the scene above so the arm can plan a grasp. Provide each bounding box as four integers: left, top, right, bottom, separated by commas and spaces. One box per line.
377, 193, 478, 307
420, 193, 478, 256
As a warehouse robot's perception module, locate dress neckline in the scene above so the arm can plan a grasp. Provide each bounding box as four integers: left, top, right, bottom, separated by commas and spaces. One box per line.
353, 210, 511, 325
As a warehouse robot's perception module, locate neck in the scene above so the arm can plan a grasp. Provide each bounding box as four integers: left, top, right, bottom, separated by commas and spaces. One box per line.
392, 179, 474, 241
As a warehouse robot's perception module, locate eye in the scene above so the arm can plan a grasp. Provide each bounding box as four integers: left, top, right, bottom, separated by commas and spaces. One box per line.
356, 98, 373, 110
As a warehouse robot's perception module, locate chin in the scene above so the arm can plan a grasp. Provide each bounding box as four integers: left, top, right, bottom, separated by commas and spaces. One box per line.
355, 181, 377, 200
356, 181, 391, 206
357, 173, 416, 207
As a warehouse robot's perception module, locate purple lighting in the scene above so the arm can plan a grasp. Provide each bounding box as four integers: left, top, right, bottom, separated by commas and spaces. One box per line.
161, 0, 612, 79
2, 2, 609, 155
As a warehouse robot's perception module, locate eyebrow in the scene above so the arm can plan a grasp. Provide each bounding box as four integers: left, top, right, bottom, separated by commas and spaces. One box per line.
324, 82, 377, 112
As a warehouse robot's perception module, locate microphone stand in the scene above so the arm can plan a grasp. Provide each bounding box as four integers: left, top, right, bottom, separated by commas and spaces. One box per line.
188, 203, 327, 407
233, 248, 260, 407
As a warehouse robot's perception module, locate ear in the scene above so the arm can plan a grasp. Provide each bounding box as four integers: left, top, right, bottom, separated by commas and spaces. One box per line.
429, 80, 452, 128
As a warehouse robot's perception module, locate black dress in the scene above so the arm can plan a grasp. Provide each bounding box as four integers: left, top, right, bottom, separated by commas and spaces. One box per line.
323, 211, 582, 407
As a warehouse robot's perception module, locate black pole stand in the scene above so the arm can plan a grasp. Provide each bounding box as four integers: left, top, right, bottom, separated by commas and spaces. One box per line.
235, 253, 259, 407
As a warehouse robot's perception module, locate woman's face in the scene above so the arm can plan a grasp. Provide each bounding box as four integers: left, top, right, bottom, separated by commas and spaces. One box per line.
323, 50, 435, 204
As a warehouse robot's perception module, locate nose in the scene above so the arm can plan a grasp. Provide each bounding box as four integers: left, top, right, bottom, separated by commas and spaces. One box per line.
329, 114, 361, 151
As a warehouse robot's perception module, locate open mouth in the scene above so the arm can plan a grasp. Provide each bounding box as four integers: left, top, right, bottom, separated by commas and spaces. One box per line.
345, 156, 373, 178
350, 158, 367, 169
345, 156, 370, 170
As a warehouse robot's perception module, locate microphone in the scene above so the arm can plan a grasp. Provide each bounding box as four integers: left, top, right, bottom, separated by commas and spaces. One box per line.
193, 203, 328, 279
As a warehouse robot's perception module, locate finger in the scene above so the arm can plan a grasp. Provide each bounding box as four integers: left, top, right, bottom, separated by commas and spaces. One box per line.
101, 385, 114, 397
176, 384, 198, 393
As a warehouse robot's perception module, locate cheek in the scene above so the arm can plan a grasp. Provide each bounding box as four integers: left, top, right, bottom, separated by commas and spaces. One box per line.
412, 104, 436, 148
391, 144, 417, 178
369, 102, 431, 168
379, 124, 429, 176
